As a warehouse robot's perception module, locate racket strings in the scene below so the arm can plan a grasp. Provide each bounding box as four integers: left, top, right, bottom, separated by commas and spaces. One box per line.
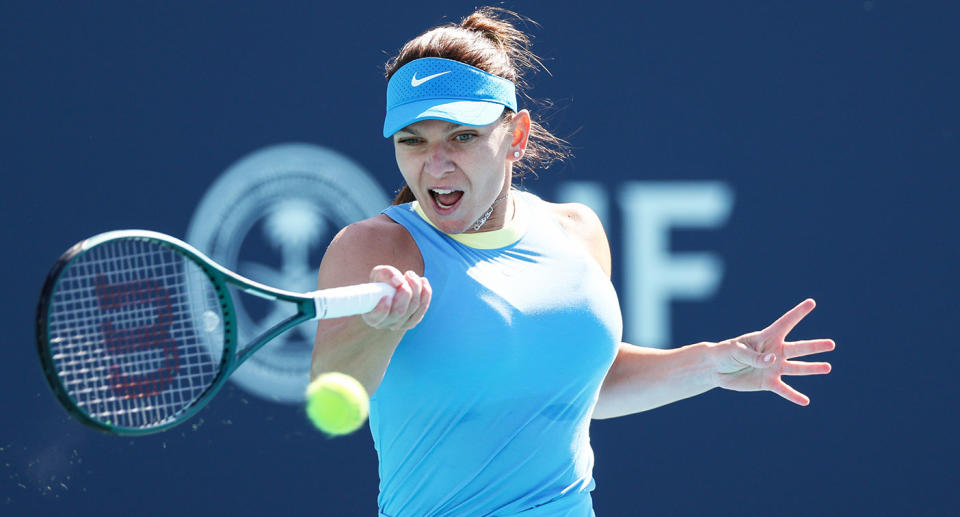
47, 238, 225, 429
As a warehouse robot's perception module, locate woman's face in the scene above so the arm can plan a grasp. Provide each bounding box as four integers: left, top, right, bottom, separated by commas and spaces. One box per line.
393, 115, 518, 234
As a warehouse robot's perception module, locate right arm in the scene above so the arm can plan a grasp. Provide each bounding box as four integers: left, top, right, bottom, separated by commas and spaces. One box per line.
309, 215, 431, 396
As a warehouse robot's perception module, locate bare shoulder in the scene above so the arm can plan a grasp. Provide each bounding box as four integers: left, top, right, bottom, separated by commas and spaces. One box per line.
543, 201, 602, 235
542, 200, 612, 277
317, 214, 423, 288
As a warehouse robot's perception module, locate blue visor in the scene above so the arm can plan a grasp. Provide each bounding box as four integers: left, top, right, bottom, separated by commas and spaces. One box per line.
383, 57, 517, 138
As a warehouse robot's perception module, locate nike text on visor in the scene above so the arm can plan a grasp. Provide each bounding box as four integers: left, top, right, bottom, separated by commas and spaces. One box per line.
383, 57, 518, 138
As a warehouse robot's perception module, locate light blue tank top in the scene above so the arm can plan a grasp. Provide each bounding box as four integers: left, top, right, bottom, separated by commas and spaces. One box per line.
373, 191, 622, 517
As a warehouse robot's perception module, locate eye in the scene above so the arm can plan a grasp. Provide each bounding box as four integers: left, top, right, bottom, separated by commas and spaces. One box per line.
396, 137, 423, 146
453, 132, 476, 143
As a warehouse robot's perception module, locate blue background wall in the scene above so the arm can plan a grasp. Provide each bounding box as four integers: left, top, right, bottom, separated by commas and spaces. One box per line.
2, 2, 957, 515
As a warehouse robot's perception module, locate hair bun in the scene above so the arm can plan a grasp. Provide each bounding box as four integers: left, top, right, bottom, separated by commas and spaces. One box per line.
458, 7, 541, 81
460, 8, 517, 48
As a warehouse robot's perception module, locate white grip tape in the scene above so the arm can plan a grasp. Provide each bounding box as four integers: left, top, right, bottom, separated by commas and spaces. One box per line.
310, 282, 394, 320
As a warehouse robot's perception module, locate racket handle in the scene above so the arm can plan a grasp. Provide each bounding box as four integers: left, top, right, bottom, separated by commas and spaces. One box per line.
309, 282, 395, 320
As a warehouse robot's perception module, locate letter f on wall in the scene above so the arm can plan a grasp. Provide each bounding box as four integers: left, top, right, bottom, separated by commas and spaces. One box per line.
619, 182, 734, 348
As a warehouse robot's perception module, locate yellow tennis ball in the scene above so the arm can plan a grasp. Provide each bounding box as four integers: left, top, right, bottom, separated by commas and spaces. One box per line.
305, 372, 369, 436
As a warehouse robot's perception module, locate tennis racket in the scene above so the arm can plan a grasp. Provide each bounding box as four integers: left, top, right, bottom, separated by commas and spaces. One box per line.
35, 229, 393, 436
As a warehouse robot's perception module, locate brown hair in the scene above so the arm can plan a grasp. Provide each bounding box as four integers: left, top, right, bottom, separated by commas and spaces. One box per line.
385, 7, 570, 204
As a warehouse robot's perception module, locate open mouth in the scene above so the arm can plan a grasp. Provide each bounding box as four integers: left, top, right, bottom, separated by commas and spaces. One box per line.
429, 188, 464, 211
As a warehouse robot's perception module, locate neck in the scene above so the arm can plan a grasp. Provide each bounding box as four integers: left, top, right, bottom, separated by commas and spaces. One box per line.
467, 190, 514, 232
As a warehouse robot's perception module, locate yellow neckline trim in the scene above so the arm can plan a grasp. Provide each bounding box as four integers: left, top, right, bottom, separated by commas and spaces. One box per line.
412, 193, 528, 249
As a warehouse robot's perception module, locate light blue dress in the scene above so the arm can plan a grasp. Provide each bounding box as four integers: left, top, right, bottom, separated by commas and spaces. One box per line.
373, 192, 622, 516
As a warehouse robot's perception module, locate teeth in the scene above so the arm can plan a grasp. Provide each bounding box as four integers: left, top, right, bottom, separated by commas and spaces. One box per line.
430, 188, 461, 209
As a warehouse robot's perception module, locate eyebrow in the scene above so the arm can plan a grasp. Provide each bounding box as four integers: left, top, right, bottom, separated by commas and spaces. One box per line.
395, 121, 463, 137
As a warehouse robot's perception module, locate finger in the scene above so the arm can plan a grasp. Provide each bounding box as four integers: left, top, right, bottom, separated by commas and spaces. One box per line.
784, 339, 835, 359
391, 272, 422, 330
388, 276, 414, 321
731, 341, 776, 369
781, 360, 832, 376
771, 379, 810, 406
765, 298, 816, 341
403, 277, 432, 329
404, 271, 423, 310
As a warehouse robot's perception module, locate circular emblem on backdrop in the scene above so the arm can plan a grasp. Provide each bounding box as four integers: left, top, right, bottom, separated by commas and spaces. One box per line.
186, 143, 390, 403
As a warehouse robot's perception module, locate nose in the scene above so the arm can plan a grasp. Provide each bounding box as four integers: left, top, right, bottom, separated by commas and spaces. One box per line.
423, 142, 455, 178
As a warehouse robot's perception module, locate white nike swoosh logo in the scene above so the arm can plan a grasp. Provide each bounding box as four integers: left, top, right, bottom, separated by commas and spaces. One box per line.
411, 71, 450, 87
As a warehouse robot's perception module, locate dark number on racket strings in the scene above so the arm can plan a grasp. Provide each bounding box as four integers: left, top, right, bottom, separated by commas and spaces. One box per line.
35, 230, 392, 435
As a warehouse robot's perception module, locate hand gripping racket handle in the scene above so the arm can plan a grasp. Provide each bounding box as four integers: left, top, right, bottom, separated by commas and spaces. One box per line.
310, 282, 395, 320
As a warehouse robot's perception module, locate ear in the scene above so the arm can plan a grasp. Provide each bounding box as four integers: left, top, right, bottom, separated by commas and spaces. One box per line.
507, 110, 531, 161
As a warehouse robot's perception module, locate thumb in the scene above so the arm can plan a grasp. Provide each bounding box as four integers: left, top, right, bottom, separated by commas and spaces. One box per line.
732, 341, 776, 369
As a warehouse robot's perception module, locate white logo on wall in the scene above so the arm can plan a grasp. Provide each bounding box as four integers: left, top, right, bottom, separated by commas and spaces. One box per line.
186, 143, 390, 403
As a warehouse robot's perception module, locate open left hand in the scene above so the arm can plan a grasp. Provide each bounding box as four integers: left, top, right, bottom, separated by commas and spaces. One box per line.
713, 299, 835, 405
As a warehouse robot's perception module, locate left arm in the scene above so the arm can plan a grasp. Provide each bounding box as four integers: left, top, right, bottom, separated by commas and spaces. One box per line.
548, 202, 835, 420
593, 298, 834, 419
593, 341, 717, 419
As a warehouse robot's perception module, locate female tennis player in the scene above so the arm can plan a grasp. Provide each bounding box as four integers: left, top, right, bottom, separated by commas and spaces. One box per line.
311, 7, 834, 516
